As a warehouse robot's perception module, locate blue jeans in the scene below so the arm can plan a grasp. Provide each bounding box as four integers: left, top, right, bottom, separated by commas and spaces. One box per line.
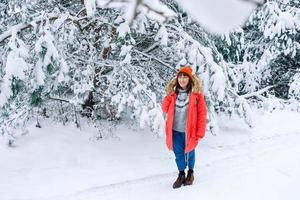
172, 130, 195, 171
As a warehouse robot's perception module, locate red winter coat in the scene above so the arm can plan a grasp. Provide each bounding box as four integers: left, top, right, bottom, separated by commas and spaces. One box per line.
162, 75, 207, 153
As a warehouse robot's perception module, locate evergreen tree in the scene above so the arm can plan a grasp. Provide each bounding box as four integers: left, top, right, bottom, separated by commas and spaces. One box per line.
244, 0, 299, 96
1, 0, 299, 146
215, 0, 300, 110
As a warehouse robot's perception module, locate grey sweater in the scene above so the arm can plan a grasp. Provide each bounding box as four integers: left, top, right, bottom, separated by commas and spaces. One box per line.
173, 89, 189, 132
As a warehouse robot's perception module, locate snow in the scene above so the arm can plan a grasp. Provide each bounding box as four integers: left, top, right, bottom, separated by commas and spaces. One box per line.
210, 62, 226, 101
1, 110, 300, 200
142, 0, 176, 21
34, 58, 46, 86
120, 45, 132, 57
0, 32, 29, 106
85, 0, 97, 17
122, 0, 136, 25
116, 21, 130, 38
154, 25, 168, 46
143, 0, 175, 18
178, 0, 261, 34
4, 51, 27, 80
263, 8, 299, 40
132, 13, 148, 34
0, 23, 27, 42
0, 1, 300, 199
120, 53, 132, 66
90, 0, 261, 34
140, 107, 150, 129
289, 73, 300, 99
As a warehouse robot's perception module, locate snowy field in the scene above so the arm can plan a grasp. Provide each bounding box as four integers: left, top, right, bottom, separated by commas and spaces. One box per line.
1, 110, 300, 200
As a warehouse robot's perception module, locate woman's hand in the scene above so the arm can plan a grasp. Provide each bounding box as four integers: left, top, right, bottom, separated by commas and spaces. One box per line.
163, 112, 167, 121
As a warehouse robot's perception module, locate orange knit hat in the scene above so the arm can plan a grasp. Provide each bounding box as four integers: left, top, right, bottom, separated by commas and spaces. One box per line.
178, 66, 193, 79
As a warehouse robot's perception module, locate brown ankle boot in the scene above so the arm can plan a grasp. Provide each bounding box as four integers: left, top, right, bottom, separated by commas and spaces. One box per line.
172, 171, 185, 189
184, 169, 194, 186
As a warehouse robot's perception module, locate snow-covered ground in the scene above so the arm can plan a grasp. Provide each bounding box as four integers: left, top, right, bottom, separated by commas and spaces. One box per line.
1, 110, 300, 200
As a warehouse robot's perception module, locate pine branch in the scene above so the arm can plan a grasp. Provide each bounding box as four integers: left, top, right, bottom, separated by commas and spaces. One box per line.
144, 42, 160, 53
76, 7, 86, 17
133, 49, 175, 71
122, 67, 157, 106
0, 23, 28, 42
49, 96, 70, 103
0, 14, 86, 43
104, 0, 131, 7
0, 15, 59, 42
241, 85, 277, 99
102, 0, 169, 26
5, 111, 26, 125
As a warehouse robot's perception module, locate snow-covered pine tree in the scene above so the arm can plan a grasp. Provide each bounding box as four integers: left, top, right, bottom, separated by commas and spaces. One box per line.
215, 0, 300, 111
167, 15, 254, 133
101, 0, 255, 135
0, 0, 256, 145
0, 0, 102, 145
2, 0, 298, 146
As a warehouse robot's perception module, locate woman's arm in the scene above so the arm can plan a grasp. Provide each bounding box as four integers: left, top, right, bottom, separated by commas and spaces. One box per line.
196, 93, 207, 139
162, 95, 172, 114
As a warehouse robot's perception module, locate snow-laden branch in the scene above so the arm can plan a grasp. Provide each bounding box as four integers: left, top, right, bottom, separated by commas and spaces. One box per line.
132, 49, 175, 71
0, 15, 62, 43
0, 23, 29, 43
4, 107, 31, 125
178, 0, 264, 33
89, 0, 175, 25
143, 42, 160, 53
0, 14, 87, 43
241, 85, 277, 99
103, 0, 131, 7
49, 96, 70, 103
121, 66, 157, 106
227, 87, 267, 102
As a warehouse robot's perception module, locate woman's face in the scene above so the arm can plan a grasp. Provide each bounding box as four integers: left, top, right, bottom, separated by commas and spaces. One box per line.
177, 73, 190, 89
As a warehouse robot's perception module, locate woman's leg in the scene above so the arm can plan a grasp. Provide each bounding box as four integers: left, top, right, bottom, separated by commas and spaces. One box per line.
172, 130, 186, 171
187, 149, 195, 170
172, 130, 187, 188
184, 150, 195, 186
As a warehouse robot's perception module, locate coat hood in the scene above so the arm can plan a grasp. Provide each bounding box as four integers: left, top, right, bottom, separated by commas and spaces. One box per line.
165, 74, 202, 95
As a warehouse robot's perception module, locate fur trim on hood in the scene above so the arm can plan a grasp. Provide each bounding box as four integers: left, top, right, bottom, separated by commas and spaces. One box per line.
165, 74, 202, 95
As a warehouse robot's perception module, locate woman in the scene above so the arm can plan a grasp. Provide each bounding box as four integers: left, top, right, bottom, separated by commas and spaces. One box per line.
162, 66, 207, 189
